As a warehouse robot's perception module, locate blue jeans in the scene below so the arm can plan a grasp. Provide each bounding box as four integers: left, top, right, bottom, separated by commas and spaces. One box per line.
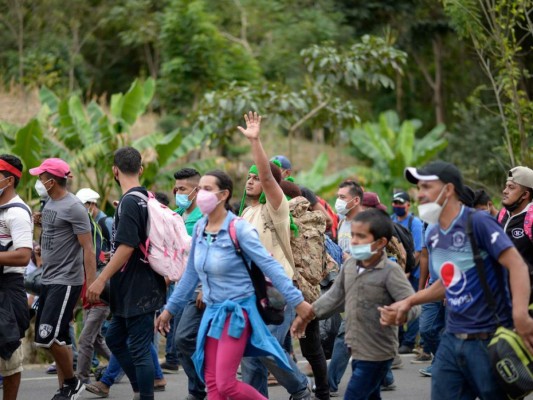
164, 283, 180, 366
106, 313, 156, 400
419, 301, 445, 358
328, 320, 351, 392
431, 332, 505, 400
241, 304, 309, 399
101, 344, 162, 387
345, 359, 393, 400
175, 300, 206, 399
401, 272, 420, 348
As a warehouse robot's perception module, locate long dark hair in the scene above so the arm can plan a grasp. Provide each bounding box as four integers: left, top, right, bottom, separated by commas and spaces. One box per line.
204, 170, 234, 212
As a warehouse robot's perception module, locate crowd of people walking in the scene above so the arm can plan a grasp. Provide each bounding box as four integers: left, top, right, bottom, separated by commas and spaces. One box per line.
0, 112, 533, 400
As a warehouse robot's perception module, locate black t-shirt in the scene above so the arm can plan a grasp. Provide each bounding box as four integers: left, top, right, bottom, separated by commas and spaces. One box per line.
110, 187, 166, 318
501, 211, 533, 274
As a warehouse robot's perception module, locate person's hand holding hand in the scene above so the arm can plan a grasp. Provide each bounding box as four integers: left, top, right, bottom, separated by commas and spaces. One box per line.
295, 301, 315, 322
155, 310, 172, 336
291, 315, 308, 339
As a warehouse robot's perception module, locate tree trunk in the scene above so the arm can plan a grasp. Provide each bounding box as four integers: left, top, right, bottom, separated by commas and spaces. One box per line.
433, 37, 445, 125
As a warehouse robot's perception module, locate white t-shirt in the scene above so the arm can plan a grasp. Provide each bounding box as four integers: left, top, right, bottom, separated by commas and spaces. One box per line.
0, 196, 33, 274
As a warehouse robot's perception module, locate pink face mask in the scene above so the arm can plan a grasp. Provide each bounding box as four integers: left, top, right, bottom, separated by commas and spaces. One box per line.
196, 189, 223, 215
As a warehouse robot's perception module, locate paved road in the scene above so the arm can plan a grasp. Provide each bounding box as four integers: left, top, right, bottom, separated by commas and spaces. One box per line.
14, 353, 436, 400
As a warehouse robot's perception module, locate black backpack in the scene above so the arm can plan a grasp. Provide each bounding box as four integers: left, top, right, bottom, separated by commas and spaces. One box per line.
96, 215, 113, 252
392, 217, 416, 274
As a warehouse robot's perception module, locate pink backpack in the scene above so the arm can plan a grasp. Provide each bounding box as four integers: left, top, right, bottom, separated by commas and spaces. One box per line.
120, 191, 191, 281
497, 206, 533, 241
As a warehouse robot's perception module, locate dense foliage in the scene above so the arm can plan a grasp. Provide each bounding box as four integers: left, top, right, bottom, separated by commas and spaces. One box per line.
0, 0, 531, 203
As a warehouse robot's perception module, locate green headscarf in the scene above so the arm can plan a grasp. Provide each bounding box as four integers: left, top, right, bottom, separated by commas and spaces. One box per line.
239, 162, 298, 236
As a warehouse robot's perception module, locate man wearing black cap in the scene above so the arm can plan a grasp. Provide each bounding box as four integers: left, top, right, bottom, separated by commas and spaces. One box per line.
379, 161, 533, 400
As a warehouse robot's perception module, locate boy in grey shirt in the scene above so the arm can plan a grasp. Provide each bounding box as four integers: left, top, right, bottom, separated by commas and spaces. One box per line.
292, 209, 419, 400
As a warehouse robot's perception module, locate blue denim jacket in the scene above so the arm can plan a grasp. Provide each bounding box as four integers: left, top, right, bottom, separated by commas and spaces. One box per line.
166, 211, 304, 315
166, 211, 303, 382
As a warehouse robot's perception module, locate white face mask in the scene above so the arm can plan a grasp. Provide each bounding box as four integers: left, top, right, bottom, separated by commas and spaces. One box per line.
35, 179, 51, 198
418, 185, 448, 225
335, 198, 354, 216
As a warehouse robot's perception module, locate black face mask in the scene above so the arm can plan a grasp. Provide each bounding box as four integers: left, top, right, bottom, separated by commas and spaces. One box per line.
505, 192, 526, 213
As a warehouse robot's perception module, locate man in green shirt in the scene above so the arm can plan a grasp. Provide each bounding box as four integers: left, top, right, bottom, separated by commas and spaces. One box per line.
171, 168, 206, 400
173, 168, 202, 235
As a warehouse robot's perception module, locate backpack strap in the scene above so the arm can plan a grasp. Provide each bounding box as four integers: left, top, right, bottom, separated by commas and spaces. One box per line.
465, 210, 501, 326
525, 205, 533, 241
408, 213, 414, 232
497, 208, 506, 224
228, 218, 254, 280
0, 202, 32, 220
117, 191, 150, 263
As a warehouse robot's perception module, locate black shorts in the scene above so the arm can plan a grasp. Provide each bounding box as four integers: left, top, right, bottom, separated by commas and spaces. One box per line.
35, 284, 82, 348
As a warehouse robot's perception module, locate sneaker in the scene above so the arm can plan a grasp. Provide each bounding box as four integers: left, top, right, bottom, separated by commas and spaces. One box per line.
329, 391, 340, 397
391, 354, 403, 369
381, 382, 396, 391
52, 379, 85, 400
160, 361, 180, 374
185, 395, 205, 400
46, 363, 58, 374
410, 352, 432, 364
398, 344, 414, 354
85, 381, 110, 398
419, 365, 432, 377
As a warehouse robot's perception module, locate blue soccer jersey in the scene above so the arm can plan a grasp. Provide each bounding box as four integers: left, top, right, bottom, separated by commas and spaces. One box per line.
426, 206, 514, 333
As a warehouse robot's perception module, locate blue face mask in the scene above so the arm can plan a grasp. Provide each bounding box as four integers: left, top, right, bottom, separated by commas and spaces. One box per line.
175, 194, 191, 209
175, 188, 197, 210
392, 206, 407, 217
349, 241, 377, 261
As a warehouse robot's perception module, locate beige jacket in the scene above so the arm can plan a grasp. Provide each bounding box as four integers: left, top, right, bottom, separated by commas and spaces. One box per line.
313, 252, 420, 361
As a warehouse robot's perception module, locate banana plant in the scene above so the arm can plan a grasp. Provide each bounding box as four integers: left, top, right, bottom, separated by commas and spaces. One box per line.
0, 78, 209, 209
294, 153, 360, 200
347, 110, 447, 199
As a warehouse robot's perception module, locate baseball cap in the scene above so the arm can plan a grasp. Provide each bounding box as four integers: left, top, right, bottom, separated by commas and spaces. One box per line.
507, 166, 533, 189
362, 192, 387, 212
392, 192, 410, 204
271, 155, 292, 170
29, 158, 72, 178
76, 188, 100, 204
405, 161, 466, 198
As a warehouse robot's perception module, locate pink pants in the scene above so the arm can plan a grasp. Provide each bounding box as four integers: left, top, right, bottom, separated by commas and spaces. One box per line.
204, 312, 268, 400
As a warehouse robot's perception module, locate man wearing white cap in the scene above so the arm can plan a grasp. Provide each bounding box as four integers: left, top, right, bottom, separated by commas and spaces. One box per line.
498, 166, 533, 301
29, 158, 96, 400
74, 188, 112, 386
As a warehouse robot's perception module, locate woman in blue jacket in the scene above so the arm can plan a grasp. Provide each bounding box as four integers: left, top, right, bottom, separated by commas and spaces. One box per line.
156, 170, 313, 400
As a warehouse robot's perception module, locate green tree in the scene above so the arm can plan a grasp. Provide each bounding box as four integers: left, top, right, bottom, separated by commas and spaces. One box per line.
347, 110, 447, 200
159, 0, 262, 113
442, 0, 533, 166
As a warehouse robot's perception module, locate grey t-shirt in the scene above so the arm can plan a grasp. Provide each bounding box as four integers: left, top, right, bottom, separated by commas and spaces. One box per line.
41, 192, 91, 286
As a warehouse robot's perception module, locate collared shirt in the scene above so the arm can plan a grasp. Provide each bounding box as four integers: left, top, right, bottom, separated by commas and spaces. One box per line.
165, 211, 304, 315
176, 206, 203, 236
313, 252, 419, 361
426, 206, 513, 334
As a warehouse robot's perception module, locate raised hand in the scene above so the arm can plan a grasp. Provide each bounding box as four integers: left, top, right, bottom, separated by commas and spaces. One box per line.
237, 111, 262, 140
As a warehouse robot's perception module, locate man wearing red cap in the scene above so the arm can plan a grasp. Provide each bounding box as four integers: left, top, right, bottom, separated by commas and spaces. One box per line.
0, 154, 33, 400
29, 158, 96, 400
